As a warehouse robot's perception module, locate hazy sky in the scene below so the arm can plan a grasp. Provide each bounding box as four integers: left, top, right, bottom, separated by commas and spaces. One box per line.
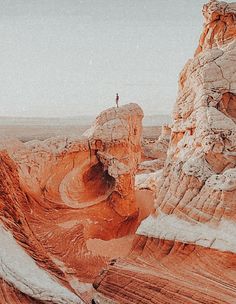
0, 0, 207, 117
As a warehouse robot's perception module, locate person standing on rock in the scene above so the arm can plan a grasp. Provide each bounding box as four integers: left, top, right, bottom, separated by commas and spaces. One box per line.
115, 93, 119, 108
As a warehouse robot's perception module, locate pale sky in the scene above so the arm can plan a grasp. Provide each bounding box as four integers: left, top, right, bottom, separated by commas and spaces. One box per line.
0, 0, 207, 117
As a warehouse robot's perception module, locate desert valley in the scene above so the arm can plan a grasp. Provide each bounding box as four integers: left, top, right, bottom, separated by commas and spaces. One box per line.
0, 1, 236, 303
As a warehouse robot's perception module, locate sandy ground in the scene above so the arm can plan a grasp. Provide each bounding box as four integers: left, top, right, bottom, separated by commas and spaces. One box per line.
86, 190, 155, 258
0, 125, 89, 142
0, 124, 162, 142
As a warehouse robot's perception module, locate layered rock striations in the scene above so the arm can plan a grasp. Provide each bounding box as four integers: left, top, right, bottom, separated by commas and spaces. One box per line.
139, 0, 236, 253
94, 1, 236, 303
94, 237, 236, 304
0, 103, 143, 303
1, 1, 236, 303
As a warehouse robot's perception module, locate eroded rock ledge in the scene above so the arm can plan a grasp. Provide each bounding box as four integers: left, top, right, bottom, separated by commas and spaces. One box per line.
0, 103, 143, 303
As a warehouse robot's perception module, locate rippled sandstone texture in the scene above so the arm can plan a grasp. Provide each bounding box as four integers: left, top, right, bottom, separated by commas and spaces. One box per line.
139, 0, 236, 252
94, 1, 236, 303
94, 236, 236, 304
1, 1, 236, 303
0, 103, 144, 303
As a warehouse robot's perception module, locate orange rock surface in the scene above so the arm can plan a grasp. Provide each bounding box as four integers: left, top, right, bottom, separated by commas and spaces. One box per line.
0, 278, 42, 304
93, 1, 236, 303
93, 237, 236, 304
195, 0, 236, 55
0, 103, 144, 302
1, 1, 236, 303
140, 125, 171, 171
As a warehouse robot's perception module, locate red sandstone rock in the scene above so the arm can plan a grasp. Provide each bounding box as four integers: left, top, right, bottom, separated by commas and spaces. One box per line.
0, 278, 42, 304
195, 0, 236, 55
0, 103, 143, 302
93, 2, 236, 303
1, 1, 236, 303
93, 237, 236, 304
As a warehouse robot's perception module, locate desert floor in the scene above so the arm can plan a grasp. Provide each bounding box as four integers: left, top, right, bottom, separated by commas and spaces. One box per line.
0, 121, 162, 142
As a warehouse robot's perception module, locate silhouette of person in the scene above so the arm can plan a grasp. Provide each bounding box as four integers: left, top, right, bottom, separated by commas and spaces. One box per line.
115, 93, 119, 108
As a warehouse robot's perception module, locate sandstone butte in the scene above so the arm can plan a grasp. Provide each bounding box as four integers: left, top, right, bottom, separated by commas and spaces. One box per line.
0, 1, 236, 304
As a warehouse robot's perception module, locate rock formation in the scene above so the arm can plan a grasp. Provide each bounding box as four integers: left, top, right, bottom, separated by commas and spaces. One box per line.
93, 236, 236, 304
0, 103, 144, 303
1, 1, 236, 303
141, 124, 171, 166
93, 1, 236, 303
139, 0, 236, 252
135, 169, 163, 192
137, 124, 170, 193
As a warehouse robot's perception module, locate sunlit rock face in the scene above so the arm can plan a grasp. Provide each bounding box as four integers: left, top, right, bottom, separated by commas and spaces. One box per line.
136, 125, 170, 192
195, 0, 236, 55
141, 124, 171, 167
0, 103, 143, 302
93, 2, 236, 303
139, 0, 236, 253
94, 236, 236, 304
14, 103, 143, 218
1, 1, 236, 303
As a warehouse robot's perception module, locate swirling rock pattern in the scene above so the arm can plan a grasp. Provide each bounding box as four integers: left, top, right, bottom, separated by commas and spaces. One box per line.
1, 1, 236, 303
0, 103, 143, 303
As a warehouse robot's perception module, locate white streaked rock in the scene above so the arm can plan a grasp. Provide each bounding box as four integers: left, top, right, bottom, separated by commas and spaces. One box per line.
0, 224, 83, 304
137, 211, 236, 253
135, 170, 163, 192
206, 168, 236, 191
